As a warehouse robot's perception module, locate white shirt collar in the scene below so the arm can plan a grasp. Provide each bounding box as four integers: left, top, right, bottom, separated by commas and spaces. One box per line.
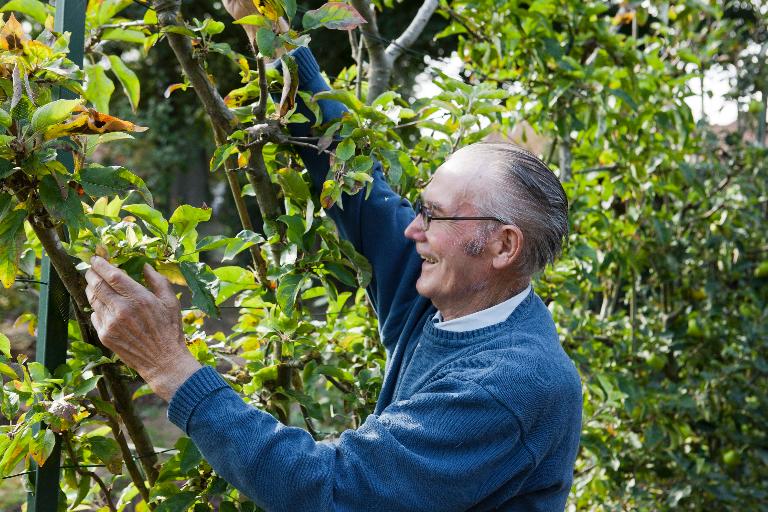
433, 285, 532, 332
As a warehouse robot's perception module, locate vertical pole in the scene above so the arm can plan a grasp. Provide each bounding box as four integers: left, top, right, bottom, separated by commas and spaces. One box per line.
27, 259, 70, 511
27, 2, 88, 511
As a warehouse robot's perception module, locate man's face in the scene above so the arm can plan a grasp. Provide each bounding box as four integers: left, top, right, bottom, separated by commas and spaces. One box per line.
404, 155, 498, 318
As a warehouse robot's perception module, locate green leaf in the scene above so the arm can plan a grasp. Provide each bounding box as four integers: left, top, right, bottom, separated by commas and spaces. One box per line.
0, 108, 11, 128
233, 14, 271, 29
122, 203, 169, 237
284, 0, 297, 19
222, 230, 262, 261
276, 167, 310, 203
87, 435, 122, 474
0, 0, 51, 24
607, 88, 638, 111
178, 438, 202, 474
156, 490, 197, 512
339, 239, 372, 287
0, 361, 18, 379
256, 28, 277, 58
277, 214, 306, 248
210, 142, 237, 172
38, 175, 86, 233
313, 90, 363, 111
102, 27, 146, 43
302, 2, 367, 31
79, 165, 153, 206
170, 205, 212, 239
213, 265, 256, 304
108, 55, 140, 112
73, 375, 101, 396
29, 429, 56, 467
179, 261, 219, 317
85, 63, 115, 114
0, 208, 27, 288
201, 19, 225, 36
30, 99, 83, 133
277, 273, 305, 316
335, 138, 355, 161
0, 333, 10, 358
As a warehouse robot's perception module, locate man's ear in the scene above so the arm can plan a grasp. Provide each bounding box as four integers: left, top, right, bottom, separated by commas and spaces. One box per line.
491, 225, 524, 270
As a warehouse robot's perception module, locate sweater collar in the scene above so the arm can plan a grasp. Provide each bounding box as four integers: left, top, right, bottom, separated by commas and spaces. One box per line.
421, 289, 537, 347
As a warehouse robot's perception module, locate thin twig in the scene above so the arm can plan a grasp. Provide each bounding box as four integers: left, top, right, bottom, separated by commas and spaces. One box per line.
64, 432, 117, 512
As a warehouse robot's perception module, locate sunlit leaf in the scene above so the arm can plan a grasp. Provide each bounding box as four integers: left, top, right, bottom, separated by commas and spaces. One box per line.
108, 55, 140, 112
0, 208, 26, 288
122, 203, 168, 236
0, 332, 10, 358
30, 98, 83, 133
0, 0, 51, 25
170, 204, 212, 239
85, 63, 115, 114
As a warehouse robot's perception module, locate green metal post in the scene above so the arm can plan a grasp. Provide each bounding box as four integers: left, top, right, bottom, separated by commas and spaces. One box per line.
26, 2, 88, 511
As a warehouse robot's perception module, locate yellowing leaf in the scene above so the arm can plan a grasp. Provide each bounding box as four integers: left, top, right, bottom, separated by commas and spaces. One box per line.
252, 0, 284, 21
29, 429, 56, 466
155, 261, 186, 286
43, 106, 147, 140
0, 14, 26, 51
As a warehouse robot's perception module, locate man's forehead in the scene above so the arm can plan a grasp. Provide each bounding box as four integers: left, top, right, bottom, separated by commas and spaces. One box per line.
422, 163, 483, 210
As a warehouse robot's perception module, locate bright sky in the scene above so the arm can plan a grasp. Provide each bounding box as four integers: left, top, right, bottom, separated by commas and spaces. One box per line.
415, 53, 740, 127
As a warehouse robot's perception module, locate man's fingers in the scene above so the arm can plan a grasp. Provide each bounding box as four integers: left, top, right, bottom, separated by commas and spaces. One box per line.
143, 264, 177, 304
90, 311, 103, 333
90, 256, 148, 298
85, 268, 120, 308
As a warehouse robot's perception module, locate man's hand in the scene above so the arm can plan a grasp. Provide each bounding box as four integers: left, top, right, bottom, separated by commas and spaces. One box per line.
85, 256, 201, 402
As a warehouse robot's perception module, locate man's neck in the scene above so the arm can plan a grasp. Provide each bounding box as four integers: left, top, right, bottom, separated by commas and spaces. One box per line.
438, 280, 531, 321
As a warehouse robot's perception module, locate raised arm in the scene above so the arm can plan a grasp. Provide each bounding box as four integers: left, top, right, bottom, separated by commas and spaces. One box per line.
284, 47, 422, 346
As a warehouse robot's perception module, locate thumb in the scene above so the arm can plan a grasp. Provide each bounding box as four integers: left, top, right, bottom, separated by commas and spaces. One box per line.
144, 264, 177, 303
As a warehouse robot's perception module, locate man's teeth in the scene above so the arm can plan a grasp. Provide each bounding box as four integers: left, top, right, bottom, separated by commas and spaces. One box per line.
422, 256, 437, 264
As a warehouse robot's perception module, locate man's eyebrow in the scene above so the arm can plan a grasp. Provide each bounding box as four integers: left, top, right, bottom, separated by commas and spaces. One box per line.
421, 196, 443, 212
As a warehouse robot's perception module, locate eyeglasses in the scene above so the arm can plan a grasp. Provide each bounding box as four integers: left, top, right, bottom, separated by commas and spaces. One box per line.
413, 199, 506, 231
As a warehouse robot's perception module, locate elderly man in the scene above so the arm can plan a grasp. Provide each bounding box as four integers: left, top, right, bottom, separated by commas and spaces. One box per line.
86, 46, 582, 511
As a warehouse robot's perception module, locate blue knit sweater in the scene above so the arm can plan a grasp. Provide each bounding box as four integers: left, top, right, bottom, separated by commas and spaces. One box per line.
168, 47, 582, 512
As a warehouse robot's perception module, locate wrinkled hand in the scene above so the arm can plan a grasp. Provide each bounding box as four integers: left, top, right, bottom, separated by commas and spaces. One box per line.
85, 256, 201, 401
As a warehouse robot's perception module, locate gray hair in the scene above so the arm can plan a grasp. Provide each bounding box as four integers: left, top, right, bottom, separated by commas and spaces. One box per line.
452, 142, 569, 276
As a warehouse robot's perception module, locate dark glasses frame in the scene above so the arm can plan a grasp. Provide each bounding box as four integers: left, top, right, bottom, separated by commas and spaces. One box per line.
413, 199, 506, 231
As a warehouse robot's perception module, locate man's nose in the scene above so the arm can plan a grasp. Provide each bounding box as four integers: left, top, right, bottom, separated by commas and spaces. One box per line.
404, 213, 426, 241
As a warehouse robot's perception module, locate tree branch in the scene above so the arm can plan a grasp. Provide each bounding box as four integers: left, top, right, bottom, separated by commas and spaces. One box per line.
64, 433, 117, 512
384, 0, 438, 63
153, 0, 270, 282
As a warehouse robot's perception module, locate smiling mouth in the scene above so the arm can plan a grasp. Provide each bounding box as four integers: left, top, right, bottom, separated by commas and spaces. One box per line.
421, 255, 438, 264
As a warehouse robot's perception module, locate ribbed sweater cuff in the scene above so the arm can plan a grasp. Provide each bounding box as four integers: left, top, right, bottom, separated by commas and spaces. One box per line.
291, 46, 321, 88
167, 365, 229, 433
